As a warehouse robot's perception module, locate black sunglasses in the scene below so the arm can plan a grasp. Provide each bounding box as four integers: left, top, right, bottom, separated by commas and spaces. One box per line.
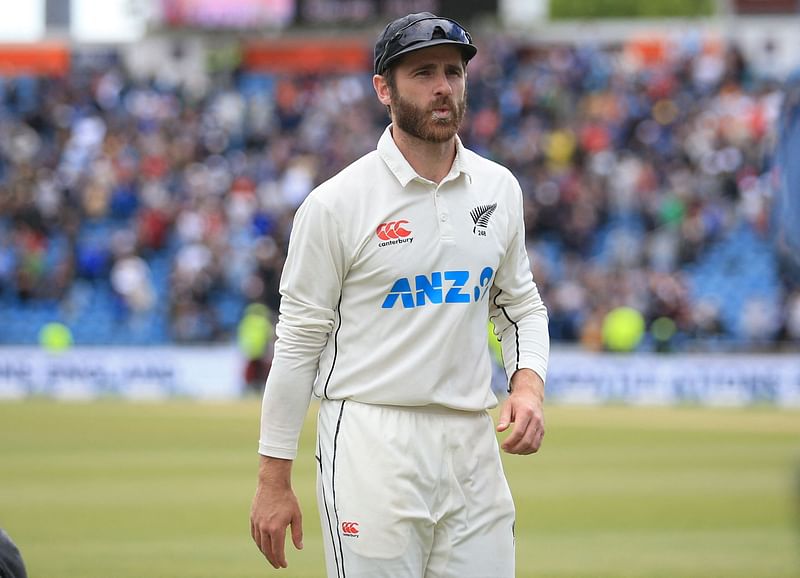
377, 17, 473, 74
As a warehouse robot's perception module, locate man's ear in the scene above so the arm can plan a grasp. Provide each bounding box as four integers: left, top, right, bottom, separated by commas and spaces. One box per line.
373, 74, 392, 107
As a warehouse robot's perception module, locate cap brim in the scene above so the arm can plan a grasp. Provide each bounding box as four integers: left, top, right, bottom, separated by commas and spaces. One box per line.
381, 39, 477, 73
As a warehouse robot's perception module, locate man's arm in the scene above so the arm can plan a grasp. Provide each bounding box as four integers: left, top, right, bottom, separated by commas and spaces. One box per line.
251, 193, 349, 568
250, 456, 303, 569
489, 176, 550, 454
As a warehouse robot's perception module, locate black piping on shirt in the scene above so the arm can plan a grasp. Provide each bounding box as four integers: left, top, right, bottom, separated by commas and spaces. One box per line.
493, 291, 520, 392
323, 293, 344, 399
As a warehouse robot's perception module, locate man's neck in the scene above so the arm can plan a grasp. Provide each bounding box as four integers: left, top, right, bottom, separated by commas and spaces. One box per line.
391, 126, 457, 184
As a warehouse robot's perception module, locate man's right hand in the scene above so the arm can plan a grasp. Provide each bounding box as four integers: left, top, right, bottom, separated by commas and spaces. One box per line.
250, 456, 304, 569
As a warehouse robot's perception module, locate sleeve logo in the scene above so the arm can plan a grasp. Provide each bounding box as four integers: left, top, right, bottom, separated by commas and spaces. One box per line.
470, 203, 497, 236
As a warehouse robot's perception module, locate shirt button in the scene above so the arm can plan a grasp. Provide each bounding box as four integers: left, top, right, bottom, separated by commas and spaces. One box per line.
440, 214, 448, 222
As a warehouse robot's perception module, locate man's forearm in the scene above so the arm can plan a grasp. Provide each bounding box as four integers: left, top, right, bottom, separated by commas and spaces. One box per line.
509, 368, 545, 401
257, 454, 294, 488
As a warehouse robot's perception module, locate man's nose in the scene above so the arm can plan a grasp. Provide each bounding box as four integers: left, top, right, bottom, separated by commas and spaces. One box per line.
433, 70, 454, 96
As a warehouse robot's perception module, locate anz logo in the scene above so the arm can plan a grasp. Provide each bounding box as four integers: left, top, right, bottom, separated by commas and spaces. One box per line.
381, 267, 494, 309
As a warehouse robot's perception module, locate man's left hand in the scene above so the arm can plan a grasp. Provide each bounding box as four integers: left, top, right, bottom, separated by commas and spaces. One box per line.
496, 368, 545, 455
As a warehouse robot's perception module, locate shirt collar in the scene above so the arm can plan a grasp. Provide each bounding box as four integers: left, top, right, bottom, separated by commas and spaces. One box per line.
377, 124, 473, 188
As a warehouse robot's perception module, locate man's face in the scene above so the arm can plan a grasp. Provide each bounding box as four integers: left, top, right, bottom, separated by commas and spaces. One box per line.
386, 45, 467, 143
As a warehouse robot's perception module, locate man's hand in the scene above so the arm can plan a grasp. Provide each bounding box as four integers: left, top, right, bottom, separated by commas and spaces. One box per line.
250, 456, 303, 569
496, 368, 545, 455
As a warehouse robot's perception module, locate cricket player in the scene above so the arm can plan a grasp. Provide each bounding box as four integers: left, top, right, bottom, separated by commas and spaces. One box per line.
250, 12, 550, 577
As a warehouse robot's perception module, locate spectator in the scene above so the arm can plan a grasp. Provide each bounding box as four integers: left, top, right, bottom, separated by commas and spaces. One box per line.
0, 35, 796, 349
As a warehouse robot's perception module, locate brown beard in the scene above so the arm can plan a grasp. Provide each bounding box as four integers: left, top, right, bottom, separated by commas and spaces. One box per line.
391, 90, 466, 143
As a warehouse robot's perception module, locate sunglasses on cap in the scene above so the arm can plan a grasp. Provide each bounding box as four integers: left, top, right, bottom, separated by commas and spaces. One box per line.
376, 17, 475, 75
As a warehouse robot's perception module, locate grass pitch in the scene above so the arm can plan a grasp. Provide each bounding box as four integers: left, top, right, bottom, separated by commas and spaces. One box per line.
1, 400, 798, 577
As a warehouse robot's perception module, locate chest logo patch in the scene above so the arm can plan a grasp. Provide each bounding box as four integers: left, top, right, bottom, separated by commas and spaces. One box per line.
470, 204, 497, 236
376, 219, 413, 247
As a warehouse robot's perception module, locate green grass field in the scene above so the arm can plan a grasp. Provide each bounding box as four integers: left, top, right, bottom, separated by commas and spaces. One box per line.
1, 400, 798, 578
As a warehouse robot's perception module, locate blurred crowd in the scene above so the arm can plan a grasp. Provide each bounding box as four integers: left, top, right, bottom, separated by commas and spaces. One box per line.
1, 33, 799, 350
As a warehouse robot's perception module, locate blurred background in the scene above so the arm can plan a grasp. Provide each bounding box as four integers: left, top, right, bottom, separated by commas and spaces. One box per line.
0, 0, 799, 402
1, 2, 799, 578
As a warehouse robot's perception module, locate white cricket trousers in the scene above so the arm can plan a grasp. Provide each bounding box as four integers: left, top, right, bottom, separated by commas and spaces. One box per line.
316, 399, 516, 578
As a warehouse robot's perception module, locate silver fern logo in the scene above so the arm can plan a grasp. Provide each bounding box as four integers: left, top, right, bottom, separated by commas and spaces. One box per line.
470, 203, 497, 236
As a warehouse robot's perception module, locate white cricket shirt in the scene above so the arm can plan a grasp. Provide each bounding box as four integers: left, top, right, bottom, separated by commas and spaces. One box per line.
259, 126, 550, 459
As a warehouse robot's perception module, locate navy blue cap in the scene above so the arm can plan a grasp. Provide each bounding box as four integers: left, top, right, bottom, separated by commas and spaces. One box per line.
374, 12, 477, 75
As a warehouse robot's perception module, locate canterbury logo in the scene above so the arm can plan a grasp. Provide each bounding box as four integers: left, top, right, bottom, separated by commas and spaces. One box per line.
376, 220, 411, 240
341, 522, 359, 536
470, 203, 497, 236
